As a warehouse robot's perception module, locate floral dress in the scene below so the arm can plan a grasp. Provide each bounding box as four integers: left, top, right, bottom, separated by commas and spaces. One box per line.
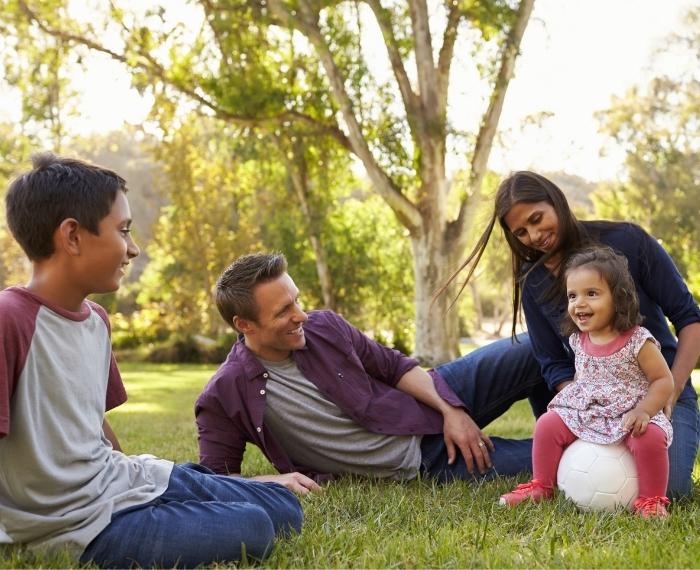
548, 326, 673, 447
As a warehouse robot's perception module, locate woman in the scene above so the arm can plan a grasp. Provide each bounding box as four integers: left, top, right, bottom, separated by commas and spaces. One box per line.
441, 171, 700, 498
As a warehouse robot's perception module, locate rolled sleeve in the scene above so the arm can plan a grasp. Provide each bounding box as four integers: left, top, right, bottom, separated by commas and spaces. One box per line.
195, 395, 246, 475
428, 369, 468, 411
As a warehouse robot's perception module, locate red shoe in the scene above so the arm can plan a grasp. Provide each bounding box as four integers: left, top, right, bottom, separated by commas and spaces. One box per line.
499, 479, 554, 507
633, 496, 670, 519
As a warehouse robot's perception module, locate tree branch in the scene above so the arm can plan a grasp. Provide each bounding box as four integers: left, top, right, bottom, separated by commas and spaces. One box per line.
364, 0, 421, 136
268, 0, 423, 232
198, 0, 235, 73
408, 0, 438, 123
17, 0, 352, 151
450, 0, 534, 247
436, 2, 462, 118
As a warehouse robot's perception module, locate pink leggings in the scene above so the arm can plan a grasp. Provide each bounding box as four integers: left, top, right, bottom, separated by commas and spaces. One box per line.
533, 411, 669, 497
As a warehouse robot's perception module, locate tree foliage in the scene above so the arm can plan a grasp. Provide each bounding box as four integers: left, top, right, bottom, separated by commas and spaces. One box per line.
133, 116, 260, 338
0, 0, 82, 150
593, 7, 700, 297
129, 113, 413, 347
0, 123, 32, 288
3, 0, 535, 363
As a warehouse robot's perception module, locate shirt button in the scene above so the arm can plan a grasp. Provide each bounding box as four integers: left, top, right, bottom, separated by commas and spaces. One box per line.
337, 372, 344, 379
260, 389, 266, 395
263, 373, 269, 378
256, 427, 262, 432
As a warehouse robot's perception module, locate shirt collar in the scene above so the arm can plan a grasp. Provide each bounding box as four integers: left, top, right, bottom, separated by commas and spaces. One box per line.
232, 334, 308, 382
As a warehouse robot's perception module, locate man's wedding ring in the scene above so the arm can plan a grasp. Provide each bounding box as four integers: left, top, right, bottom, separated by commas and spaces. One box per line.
478, 441, 485, 447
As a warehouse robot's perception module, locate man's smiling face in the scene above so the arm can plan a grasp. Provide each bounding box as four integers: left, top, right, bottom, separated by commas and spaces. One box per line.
239, 272, 308, 361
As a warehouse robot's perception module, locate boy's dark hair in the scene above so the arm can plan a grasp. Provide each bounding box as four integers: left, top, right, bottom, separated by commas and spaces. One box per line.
215, 253, 288, 331
561, 245, 642, 336
5, 152, 127, 261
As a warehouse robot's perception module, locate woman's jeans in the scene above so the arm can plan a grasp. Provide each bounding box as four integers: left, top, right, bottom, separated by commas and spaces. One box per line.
79, 463, 303, 569
422, 334, 699, 498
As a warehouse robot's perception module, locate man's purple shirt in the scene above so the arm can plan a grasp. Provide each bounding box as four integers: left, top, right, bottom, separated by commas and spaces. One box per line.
195, 310, 463, 479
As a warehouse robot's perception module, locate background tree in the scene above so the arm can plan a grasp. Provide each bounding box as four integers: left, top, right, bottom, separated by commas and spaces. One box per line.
456, 171, 512, 337
133, 116, 261, 339
593, 6, 700, 297
8, 0, 535, 364
0, 0, 80, 151
274, 132, 340, 311
0, 123, 32, 288
131, 112, 413, 348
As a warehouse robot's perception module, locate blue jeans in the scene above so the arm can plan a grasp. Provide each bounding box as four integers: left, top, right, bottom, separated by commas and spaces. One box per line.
422, 334, 539, 482
80, 463, 303, 569
668, 394, 700, 498
424, 334, 699, 497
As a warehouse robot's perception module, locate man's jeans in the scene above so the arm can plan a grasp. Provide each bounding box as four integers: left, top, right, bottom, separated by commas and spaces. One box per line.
80, 463, 303, 569
422, 334, 699, 498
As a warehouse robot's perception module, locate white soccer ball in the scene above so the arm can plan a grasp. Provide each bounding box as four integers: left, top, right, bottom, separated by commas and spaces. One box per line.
557, 439, 638, 512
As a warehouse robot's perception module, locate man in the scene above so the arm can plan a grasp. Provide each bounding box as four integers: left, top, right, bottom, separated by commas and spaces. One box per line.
196, 253, 543, 494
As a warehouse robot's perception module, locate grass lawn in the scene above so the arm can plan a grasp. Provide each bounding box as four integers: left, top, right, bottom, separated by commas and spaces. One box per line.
3, 363, 700, 568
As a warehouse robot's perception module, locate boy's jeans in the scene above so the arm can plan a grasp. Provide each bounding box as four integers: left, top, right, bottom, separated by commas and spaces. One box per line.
80, 463, 303, 569
423, 334, 699, 497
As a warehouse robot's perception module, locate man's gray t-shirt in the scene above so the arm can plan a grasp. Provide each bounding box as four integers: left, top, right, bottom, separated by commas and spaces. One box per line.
259, 356, 421, 480
0, 288, 173, 558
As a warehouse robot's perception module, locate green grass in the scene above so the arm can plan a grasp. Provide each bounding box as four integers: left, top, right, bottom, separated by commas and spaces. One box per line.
2, 363, 700, 568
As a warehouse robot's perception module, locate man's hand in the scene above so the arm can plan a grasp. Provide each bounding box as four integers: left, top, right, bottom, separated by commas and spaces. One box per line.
393, 366, 493, 473
622, 407, 651, 437
251, 472, 322, 495
442, 407, 494, 474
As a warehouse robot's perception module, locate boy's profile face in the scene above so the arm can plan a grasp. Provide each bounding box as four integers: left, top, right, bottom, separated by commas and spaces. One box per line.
76, 190, 139, 295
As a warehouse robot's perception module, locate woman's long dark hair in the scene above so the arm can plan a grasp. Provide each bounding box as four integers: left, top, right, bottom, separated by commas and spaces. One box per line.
438, 171, 588, 338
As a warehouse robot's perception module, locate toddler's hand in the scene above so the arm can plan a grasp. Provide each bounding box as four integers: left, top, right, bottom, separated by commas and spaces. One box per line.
622, 408, 650, 436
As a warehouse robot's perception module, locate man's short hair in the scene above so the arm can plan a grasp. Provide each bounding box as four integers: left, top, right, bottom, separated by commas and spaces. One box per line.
215, 253, 288, 330
5, 152, 127, 261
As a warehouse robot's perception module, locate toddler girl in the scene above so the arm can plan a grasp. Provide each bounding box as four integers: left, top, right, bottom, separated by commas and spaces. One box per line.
500, 246, 674, 518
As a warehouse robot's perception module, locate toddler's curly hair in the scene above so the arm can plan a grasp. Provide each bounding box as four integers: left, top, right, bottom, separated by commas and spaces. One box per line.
561, 245, 643, 336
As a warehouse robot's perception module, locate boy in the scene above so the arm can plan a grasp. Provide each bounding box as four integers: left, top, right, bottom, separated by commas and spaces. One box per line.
0, 154, 302, 568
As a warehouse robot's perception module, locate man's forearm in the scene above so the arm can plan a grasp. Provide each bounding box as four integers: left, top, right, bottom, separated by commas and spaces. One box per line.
397, 367, 494, 471
395, 366, 457, 415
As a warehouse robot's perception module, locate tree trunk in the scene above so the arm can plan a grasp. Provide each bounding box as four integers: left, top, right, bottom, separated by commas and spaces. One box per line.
411, 229, 460, 366
307, 231, 336, 311
284, 141, 337, 311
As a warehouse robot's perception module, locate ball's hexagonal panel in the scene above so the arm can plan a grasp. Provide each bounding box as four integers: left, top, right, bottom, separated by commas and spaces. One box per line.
588, 456, 629, 494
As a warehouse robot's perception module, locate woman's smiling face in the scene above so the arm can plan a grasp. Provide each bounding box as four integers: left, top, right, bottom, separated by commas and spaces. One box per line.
503, 200, 560, 255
